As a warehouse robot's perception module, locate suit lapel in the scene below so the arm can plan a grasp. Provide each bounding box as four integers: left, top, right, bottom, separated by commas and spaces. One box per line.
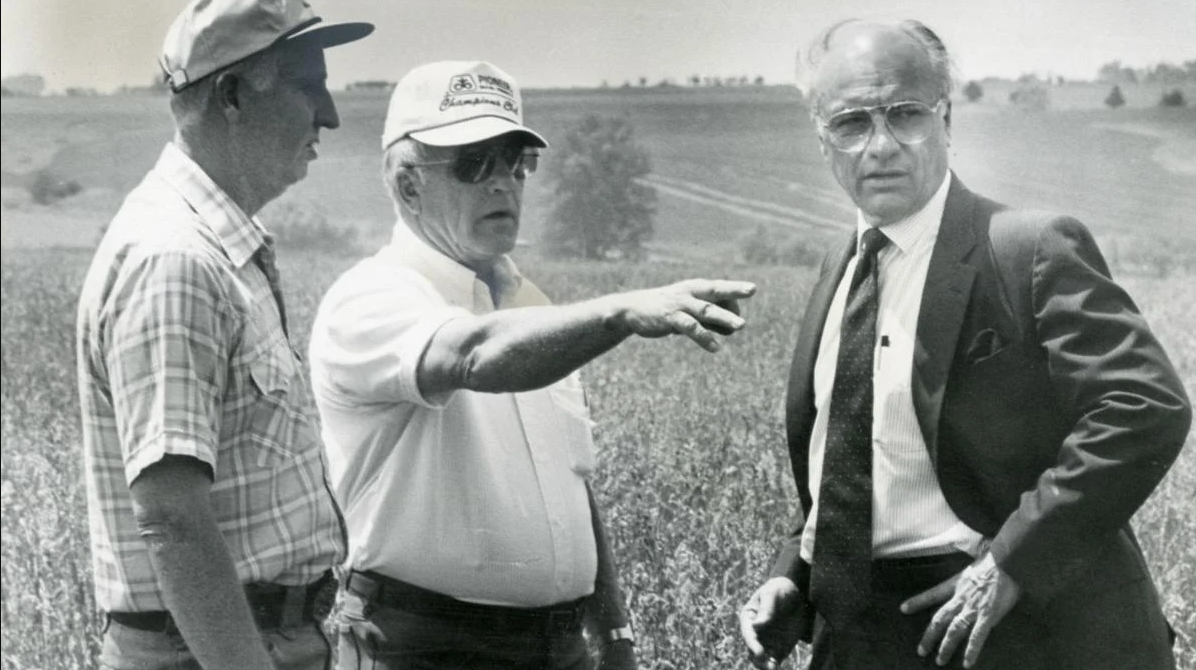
912, 176, 978, 463
785, 234, 854, 501
795, 235, 854, 389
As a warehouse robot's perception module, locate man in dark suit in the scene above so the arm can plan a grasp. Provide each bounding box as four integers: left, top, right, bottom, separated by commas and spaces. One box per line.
738, 18, 1191, 670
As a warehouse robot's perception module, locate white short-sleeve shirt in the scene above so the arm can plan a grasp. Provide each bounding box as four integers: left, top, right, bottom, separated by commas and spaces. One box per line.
309, 223, 598, 607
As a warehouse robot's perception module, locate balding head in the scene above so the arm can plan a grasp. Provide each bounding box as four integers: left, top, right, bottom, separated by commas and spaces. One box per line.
798, 19, 953, 118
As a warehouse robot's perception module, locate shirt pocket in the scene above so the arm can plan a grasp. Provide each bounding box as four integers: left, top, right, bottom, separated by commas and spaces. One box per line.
247, 342, 300, 469
547, 373, 597, 477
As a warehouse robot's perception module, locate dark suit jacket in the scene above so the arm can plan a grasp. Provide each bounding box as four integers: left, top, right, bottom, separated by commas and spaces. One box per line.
769, 175, 1191, 653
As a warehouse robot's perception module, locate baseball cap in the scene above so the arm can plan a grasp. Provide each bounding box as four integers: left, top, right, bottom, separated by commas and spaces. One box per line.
382, 61, 548, 150
160, 0, 374, 92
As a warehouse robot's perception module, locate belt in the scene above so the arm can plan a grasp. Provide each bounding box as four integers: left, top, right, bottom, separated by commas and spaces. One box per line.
345, 570, 586, 633
107, 571, 334, 634
871, 552, 974, 593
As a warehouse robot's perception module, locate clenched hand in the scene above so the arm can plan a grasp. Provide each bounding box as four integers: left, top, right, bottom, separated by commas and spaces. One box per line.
739, 577, 804, 669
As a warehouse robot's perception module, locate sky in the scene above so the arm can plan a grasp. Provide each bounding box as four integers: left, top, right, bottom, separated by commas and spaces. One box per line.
2, 0, 1194, 93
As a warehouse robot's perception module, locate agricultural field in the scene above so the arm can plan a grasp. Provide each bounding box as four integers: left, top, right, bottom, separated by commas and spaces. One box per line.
3, 86, 1195, 669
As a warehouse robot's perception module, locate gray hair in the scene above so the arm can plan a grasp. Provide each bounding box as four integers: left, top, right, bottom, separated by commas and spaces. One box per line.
382, 137, 451, 214
169, 48, 282, 132
796, 19, 955, 116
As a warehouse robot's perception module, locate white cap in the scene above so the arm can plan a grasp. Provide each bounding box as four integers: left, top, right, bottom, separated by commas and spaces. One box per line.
381, 61, 548, 150
160, 0, 373, 92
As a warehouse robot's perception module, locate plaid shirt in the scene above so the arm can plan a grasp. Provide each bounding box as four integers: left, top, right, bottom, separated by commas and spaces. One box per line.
77, 143, 344, 613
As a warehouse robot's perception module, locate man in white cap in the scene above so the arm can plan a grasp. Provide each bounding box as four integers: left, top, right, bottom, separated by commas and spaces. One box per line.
308, 61, 756, 669
76, 1, 370, 668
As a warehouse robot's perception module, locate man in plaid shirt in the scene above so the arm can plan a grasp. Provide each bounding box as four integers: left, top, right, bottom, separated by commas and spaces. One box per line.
76, 1, 370, 668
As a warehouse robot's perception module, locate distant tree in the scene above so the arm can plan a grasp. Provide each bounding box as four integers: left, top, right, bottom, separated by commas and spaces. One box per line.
638, 76, 648, 87
29, 169, 82, 205
963, 80, 984, 102
1104, 85, 1126, 109
1, 74, 45, 96
1098, 60, 1129, 83
1010, 79, 1050, 111
690, 74, 701, 86
1159, 89, 1187, 107
544, 115, 656, 260
1097, 60, 1139, 84
1143, 62, 1191, 84
753, 75, 765, 86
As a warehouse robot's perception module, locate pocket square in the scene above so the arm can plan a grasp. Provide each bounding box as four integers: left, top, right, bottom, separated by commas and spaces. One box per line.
965, 328, 1006, 363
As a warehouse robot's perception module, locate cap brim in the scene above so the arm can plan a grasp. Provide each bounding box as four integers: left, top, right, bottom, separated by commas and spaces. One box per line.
410, 116, 549, 149
288, 20, 375, 49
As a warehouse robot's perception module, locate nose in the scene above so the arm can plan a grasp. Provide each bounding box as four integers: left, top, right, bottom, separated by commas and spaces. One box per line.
315, 88, 340, 130
863, 109, 899, 156
485, 159, 519, 193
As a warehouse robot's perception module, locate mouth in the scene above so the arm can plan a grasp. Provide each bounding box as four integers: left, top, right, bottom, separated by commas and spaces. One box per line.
864, 170, 907, 181
482, 209, 517, 221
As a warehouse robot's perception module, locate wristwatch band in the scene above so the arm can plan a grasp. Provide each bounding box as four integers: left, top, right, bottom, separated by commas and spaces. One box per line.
602, 625, 635, 645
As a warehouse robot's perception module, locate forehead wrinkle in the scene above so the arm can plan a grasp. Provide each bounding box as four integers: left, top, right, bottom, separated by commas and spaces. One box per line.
814, 26, 937, 115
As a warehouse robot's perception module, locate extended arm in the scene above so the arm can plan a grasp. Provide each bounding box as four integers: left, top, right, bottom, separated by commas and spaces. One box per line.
418, 279, 755, 397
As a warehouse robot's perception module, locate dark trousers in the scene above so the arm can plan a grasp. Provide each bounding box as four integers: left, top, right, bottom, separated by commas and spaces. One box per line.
809, 552, 1175, 670
334, 572, 590, 670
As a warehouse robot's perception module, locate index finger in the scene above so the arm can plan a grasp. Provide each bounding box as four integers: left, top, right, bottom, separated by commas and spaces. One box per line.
901, 574, 958, 614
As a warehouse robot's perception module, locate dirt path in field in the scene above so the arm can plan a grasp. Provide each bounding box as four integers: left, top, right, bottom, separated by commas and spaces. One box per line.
636, 174, 849, 232
1090, 122, 1196, 177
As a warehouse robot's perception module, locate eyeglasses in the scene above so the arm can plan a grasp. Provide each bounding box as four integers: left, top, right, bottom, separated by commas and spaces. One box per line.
407, 142, 540, 184
819, 100, 945, 153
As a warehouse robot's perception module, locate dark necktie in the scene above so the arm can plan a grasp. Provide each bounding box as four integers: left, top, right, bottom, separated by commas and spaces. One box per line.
811, 226, 888, 631
254, 237, 289, 339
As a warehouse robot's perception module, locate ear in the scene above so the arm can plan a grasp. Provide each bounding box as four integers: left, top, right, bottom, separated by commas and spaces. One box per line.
214, 73, 242, 121
396, 170, 422, 215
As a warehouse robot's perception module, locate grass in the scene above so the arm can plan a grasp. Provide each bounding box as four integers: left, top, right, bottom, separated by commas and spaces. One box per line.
2, 85, 1194, 668
1, 248, 1193, 669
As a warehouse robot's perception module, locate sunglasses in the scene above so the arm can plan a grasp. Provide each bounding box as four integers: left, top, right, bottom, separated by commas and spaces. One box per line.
408, 141, 540, 184
819, 100, 944, 153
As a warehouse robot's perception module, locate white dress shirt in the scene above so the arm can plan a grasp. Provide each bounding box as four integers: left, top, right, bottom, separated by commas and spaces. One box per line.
801, 173, 986, 562
308, 223, 597, 607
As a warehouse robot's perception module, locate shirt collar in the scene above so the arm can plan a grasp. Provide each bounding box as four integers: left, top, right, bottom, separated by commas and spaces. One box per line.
855, 170, 952, 255
386, 221, 525, 309
153, 142, 268, 268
